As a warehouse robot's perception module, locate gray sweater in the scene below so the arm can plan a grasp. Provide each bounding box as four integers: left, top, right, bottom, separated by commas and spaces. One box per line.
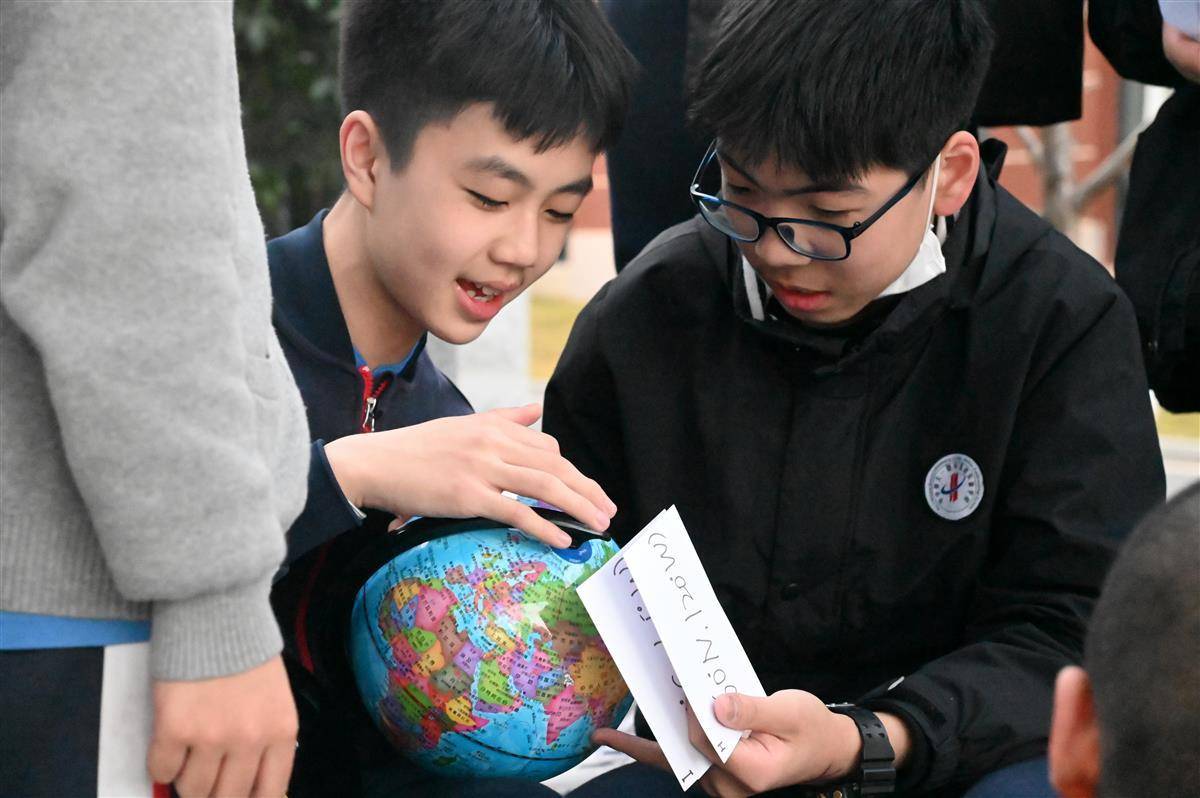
0, 1, 310, 680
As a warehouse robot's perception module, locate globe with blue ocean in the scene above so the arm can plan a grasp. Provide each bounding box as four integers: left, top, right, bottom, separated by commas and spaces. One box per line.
348, 513, 632, 781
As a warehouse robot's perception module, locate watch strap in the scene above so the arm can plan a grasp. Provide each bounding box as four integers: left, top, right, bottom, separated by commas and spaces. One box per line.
825, 703, 896, 796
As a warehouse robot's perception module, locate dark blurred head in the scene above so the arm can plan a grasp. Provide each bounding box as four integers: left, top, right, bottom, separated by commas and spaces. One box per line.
1050, 484, 1200, 798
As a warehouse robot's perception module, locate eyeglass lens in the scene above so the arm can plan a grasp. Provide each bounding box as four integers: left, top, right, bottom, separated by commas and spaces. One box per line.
696, 195, 848, 259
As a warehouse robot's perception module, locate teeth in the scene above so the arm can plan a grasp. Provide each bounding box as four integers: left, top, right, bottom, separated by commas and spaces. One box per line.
464, 281, 500, 302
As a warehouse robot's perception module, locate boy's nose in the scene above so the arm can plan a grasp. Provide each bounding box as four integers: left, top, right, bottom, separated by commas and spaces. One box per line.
754, 225, 813, 268
493, 212, 540, 269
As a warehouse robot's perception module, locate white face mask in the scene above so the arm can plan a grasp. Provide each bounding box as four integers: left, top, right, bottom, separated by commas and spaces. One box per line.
876, 156, 946, 298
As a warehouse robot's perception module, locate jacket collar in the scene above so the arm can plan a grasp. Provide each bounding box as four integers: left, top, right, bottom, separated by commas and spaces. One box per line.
267, 210, 426, 380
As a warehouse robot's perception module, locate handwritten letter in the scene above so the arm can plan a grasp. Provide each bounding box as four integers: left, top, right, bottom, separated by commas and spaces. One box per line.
622, 506, 766, 762
576, 514, 711, 789
578, 506, 765, 782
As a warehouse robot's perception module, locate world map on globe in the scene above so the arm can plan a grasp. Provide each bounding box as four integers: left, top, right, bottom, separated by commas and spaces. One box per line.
349, 526, 633, 780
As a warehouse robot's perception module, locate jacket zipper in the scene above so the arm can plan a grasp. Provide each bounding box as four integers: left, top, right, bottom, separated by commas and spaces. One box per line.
298, 366, 391, 674
358, 365, 392, 433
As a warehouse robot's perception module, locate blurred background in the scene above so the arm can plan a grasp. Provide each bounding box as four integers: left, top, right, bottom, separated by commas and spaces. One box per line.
234, 0, 1197, 498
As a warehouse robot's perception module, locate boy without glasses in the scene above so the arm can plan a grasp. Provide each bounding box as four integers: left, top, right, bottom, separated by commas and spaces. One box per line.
547, 1, 1164, 796
267, 1, 635, 794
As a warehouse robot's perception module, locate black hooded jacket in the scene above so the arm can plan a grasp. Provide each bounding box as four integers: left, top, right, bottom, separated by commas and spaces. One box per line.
543, 143, 1165, 795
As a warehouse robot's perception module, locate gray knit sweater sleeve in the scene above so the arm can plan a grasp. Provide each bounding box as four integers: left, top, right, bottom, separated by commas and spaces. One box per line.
0, 1, 310, 679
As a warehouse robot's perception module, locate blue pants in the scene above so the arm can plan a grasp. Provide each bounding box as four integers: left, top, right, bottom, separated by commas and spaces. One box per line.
567, 758, 1053, 797
0, 648, 106, 797
961, 758, 1052, 798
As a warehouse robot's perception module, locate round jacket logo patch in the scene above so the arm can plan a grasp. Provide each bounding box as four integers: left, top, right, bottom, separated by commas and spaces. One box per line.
925, 453, 984, 520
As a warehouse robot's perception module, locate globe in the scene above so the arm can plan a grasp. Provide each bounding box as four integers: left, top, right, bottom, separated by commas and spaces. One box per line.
348, 523, 633, 781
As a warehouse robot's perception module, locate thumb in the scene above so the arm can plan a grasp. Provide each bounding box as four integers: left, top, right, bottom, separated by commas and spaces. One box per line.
715, 692, 784, 732
489, 403, 543, 427
715, 693, 747, 727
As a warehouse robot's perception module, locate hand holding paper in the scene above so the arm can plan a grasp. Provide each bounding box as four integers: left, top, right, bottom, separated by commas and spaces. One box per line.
579, 507, 911, 795
578, 506, 764, 789
595, 688, 869, 797
621, 507, 766, 761
576, 538, 712, 789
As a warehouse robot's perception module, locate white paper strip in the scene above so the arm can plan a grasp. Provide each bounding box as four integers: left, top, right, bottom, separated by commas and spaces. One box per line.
622, 506, 766, 763
577, 518, 712, 790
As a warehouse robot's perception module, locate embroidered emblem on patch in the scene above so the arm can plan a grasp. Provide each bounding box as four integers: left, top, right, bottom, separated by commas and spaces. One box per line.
925, 453, 984, 520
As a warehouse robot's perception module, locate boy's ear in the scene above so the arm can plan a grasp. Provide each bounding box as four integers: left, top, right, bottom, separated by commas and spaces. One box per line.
1049, 665, 1101, 798
339, 110, 387, 212
931, 130, 980, 218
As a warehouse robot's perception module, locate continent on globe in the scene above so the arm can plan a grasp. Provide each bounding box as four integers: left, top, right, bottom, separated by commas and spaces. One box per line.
349, 526, 634, 780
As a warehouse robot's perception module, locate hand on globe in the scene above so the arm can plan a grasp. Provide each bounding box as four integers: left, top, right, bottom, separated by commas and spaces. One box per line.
324, 403, 616, 547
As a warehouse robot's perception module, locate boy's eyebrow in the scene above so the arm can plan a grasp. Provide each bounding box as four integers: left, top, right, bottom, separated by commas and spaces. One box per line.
718, 150, 866, 196
553, 175, 594, 196
466, 156, 533, 188
465, 156, 593, 196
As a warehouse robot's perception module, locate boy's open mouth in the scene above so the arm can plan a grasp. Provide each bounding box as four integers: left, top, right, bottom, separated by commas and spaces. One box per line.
457, 279, 503, 303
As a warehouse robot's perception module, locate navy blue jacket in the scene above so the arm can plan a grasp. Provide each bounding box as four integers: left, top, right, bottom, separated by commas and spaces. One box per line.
266, 211, 474, 795
267, 211, 472, 566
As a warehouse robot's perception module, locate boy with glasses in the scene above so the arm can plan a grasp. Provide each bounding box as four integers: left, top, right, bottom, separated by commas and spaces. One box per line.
547, 1, 1164, 796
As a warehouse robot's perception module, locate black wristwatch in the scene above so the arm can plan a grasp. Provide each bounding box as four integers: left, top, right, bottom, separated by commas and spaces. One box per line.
808, 703, 895, 796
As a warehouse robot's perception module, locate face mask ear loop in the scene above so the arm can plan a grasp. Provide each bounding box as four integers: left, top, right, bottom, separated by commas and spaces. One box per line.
873, 155, 949, 300
926, 156, 942, 229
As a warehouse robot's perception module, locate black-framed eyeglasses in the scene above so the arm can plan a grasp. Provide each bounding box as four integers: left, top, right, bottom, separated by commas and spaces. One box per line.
689, 140, 928, 261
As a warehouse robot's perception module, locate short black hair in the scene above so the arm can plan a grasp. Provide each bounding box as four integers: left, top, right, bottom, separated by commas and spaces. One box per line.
1085, 484, 1200, 798
688, 0, 994, 183
339, 0, 637, 170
